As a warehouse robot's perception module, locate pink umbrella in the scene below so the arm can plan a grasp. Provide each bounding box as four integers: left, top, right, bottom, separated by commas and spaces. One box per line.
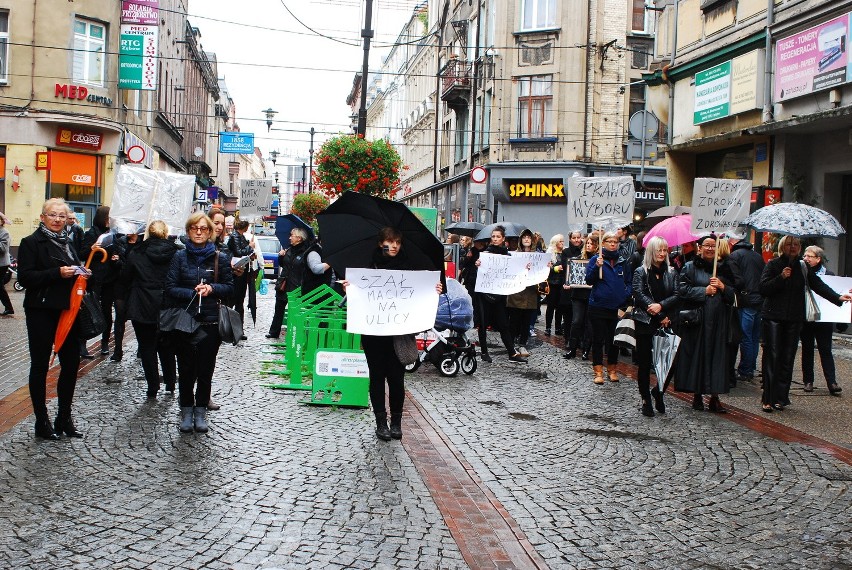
643, 214, 699, 248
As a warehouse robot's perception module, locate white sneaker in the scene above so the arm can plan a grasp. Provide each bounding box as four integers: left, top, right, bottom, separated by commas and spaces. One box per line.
529, 329, 536, 337
518, 346, 530, 357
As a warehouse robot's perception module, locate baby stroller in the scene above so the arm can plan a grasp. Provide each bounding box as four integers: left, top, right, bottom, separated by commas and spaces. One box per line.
405, 279, 477, 377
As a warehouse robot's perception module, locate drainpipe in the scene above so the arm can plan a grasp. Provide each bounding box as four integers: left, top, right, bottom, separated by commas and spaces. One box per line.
667, 0, 679, 145
466, 0, 483, 224
762, 0, 775, 122
582, 0, 592, 159
27, 0, 38, 108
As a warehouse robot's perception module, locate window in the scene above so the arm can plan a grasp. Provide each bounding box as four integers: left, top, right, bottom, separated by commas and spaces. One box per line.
454, 108, 469, 163
631, 0, 649, 33
480, 90, 492, 150
0, 11, 8, 84
517, 75, 553, 138
522, 0, 556, 30
73, 18, 105, 86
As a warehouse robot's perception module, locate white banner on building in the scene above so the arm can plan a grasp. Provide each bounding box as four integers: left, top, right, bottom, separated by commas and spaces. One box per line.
110, 165, 195, 236
567, 176, 635, 232
474, 252, 550, 295
817, 276, 852, 323
345, 269, 441, 335
239, 179, 274, 221
690, 178, 752, 237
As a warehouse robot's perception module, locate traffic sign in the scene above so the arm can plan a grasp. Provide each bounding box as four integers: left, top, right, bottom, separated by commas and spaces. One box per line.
471, 166, 487, 184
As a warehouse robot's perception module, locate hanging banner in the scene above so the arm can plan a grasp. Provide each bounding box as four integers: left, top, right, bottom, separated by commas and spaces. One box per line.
474, 252, 551, 295
119, 24, 158, 90
239, 179, 274, 221
775, 13, 849, 102
345, 269, 441, 335
691, 178, 752, 236
110, 165, 196, 236
121, 1, 159, 25
567, 176, 635, 232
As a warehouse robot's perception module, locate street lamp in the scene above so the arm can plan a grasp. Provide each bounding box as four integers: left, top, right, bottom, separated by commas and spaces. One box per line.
262, 108, 277, 132
308, 127, 315, 193
269, 149, 279, 167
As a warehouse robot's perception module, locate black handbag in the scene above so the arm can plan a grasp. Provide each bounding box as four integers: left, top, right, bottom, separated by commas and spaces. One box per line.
214, 254, 243, 345
678, 307, 703, 328
77, 291, 107, 340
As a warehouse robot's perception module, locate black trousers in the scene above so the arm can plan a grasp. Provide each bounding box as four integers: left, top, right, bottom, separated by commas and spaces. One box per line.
800, 321, 836, 386
762, 319, 802, 406
175, 325, 221, 407
544, 288, 562, 330
635, 322, 657, 401
133, 321, 164, 393
268, 288, 288, 337
361, 335, 405, 419
0, 266, 12, 311
26, 309, 81, 420
230, 272, 248, 323
589, 307, 619, 366
476, 294, 515, 355
568, 299, 592, 350
508, 307, 532, 346
91, 281, 115, 345
113, 297, 128, 352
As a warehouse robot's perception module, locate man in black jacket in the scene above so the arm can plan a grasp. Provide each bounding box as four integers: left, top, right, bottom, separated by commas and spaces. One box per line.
728, 237, 766, 383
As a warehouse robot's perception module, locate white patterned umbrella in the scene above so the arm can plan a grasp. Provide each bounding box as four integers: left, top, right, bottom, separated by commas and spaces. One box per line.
740, 202, 846, 238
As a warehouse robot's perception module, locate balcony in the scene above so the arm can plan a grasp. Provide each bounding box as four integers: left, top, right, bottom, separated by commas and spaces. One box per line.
440, 58, 472, 111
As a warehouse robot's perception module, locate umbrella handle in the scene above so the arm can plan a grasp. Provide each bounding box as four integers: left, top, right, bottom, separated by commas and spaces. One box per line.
85, 246, 108, 269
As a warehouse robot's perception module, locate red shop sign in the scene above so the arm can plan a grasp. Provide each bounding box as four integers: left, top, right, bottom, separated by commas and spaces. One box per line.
56, 128, 103, 151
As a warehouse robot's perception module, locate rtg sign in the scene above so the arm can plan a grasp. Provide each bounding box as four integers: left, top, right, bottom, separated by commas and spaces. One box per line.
507, 180, 565, 203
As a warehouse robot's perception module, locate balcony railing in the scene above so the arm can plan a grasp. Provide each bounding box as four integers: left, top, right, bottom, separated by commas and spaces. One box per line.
440, 58, 472, 106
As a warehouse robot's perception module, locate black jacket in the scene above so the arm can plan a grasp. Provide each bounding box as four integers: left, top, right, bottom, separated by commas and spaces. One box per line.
123, 238, 181, 324
164, 246, 234, 323
18, 229, 80, 311
81, 225, 122, 286
728, 241, 765, 308
760, 255, 842, 322
278, 240, 330, 293
632, 264, 680, 325
227, 231, 254, 258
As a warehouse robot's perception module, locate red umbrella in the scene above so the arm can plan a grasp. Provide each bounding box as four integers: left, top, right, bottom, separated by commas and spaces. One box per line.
51, 246, 107, 363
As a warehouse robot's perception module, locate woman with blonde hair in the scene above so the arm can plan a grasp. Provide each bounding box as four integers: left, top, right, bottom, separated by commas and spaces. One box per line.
544, 234, 565, 336
800, 246, 843, 395
164, 212, 234, 432
563, 233, 595, 359
123, 220, 180, 397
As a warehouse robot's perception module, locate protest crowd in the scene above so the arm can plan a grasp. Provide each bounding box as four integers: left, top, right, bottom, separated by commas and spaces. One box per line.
5, 187, 852, 443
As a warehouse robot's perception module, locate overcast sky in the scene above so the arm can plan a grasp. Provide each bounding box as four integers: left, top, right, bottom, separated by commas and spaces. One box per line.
188, 0, 420, 165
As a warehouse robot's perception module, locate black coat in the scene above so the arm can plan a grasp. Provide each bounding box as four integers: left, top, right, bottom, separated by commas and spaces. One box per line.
17, 229, 80, 311
631, 264, 679, 326
227, 231, 254, 258
760, 255, 842, 322
728, 241, 765, 308
164, 246, 234, 323
673, 257, 736, 395
123, 237, 181, 324
81, 225, 121, 286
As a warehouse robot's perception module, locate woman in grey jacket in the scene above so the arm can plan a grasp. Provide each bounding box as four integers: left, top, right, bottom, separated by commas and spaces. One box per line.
632, 236, 679, 417
0, 212, 13, 315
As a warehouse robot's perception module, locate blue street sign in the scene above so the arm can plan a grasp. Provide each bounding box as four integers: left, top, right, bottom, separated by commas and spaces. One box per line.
219, 132, 255, 154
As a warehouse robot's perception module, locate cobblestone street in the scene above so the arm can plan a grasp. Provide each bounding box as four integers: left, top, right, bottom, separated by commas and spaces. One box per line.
0, 289, 851, 569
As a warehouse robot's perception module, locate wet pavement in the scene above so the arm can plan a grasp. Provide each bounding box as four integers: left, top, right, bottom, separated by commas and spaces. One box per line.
0, 287, 851, 569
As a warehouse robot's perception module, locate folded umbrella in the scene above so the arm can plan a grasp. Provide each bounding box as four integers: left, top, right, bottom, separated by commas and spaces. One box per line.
654, 327, 681, 392
52, 246, 107, 364
643, 214, 699, 248
316, 192, 445, 281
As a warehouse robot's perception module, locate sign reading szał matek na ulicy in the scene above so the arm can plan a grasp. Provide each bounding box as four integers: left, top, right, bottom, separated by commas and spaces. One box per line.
110, 165, 195, 236
345, 269, 441, 336
239, 179, 274, 222
690, 178, 752, 237
567, 176, 635, 232
474, 252, 551, 295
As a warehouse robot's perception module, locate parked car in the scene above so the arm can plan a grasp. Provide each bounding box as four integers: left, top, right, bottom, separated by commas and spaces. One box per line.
254, 235, 283, 280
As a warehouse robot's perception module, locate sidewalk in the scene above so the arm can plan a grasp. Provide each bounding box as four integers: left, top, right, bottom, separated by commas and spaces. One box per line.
0, 290, 850, 569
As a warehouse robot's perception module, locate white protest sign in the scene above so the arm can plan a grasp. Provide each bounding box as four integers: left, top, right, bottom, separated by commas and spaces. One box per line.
567, 176, 635, 232
691, 178, 751, 237
239, 179, 274, 221
816, 275, 852, 323
345, 268, 441, 335
111, 165, 196, 236
474, 252, 550, 295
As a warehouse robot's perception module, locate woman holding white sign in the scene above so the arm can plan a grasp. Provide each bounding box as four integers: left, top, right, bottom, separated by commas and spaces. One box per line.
800, 246, 843, 396
585, 232, 632, 384
342, 227, 443, 441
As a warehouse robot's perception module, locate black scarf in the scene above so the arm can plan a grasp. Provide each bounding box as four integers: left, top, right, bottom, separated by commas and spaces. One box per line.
485, 244, 509, 256
602, 248, 620, 261
372, 246, 410, 270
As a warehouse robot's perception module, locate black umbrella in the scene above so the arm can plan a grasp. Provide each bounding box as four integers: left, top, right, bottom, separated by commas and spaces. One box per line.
473, 221, 529, 241
444, 221, 485, 237
247, 266, 258, 325
316, 192, 445, 280
275, 214, 314, 248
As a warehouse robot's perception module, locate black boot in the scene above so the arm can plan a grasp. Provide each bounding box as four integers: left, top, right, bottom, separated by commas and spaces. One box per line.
35, 417, 60, 441
692, 394, 705, 411
389, 414, 402, 440
652, 387, 665, 414
54, 414, 84, 438
641, 399, 655, 417
375, 415, 392, 441
563, 348, 577, 359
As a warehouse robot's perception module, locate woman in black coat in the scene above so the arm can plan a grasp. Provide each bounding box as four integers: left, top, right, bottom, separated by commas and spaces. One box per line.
760, 236, 851, 411
164, 212, 233, 433
123, 220, 180, 397
632, 236, 679, 417
673, 235, 736, 412
80, 205, 121, 356
17, 198, 86, 440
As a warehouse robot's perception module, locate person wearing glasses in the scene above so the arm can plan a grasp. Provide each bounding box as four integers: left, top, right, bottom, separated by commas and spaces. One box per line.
17, 198, 87, 440
673, 235, 736, 412
164, 213, 234, 433
585, 231, 632, 384
760, 238, 851, 411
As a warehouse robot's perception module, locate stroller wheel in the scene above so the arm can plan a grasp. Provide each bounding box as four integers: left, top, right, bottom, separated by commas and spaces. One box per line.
439, 356, 460, 377
13, 281, 24, 292
460, 354, 477, 375
405, 359, 421, 373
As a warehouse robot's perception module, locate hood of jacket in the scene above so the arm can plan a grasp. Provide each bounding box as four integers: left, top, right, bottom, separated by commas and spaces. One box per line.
140, 237, 180, 265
